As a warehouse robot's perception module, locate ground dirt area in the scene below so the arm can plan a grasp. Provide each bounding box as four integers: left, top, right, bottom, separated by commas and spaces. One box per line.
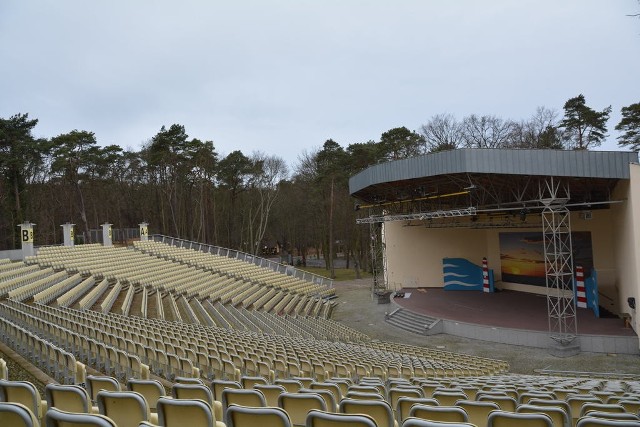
332, 279, 640, 376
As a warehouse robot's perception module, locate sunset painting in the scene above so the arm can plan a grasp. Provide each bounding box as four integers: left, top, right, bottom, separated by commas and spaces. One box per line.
499, 231, 593, 287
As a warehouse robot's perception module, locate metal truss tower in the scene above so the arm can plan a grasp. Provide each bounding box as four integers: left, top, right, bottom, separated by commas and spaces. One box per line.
369, 219, 388, 297
540, 177, 578, 348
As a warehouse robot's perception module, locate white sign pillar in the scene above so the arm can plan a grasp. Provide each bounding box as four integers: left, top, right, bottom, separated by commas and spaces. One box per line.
18, 222, 35, 259
102, 223, 113, 247
61, 223, 75, 247
139, 222, 149, 242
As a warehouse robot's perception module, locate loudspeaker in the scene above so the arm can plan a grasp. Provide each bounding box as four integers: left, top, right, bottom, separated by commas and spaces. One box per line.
628, 297, 636, 310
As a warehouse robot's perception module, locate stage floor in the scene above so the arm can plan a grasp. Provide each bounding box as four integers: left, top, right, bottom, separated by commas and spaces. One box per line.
393, 287, 636, 337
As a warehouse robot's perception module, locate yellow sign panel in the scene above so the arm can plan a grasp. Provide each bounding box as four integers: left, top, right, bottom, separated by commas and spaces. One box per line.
70, 227, 74, 240
21, 228, 33, 243
108, 226, 112, 239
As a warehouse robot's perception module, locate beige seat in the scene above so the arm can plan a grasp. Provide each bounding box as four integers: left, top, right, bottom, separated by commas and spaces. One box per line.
517, 403, 570, 427
300, 388, 337, 412
576, 416, 640, 427
579, 404, 626, 418
157, 397, 224, 427
305, 409, 377, 427
45, 407, 117, 427
477, 395, 517, 412
127, 379, 166, 411
86, 376, 120, 404
0, 401, 39, 427
487, 410, 553, 427
567, 397, 603, 426
254, 385, 286, 407
432, 391, 468, 406
278, 392, 327, 427
396, 398, 439, 423
345, 391, 385, 401
409, 405, 469, 423
389, 388, 425, 411
401, 419, 476, 427
340, 398, 398, 427
172, 383, 223, 422
582, 412, 640, 422
221, 388, 266, 413
45, 383, 97, 414
455, 399, 500, 427
97, 390, 159, 427
0, 379, 47, 422
0, 359, 7, 380
226, 404, 292, 427
211, 379, 241, 401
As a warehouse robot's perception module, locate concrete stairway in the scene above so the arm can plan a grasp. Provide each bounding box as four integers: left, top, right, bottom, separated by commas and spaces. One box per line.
384, 307, 442, 335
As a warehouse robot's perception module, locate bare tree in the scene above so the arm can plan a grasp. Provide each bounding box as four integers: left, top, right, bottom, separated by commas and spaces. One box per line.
247, 152, 288, 256
460, 114, 515, 148
419, 113, 462, 152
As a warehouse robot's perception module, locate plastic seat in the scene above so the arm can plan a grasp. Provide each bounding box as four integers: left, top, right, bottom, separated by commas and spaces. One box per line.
389, 387, 425, 410
0, 402, 39, 427
226, 404, 292, 427
583, 412, 640, 422
580, 404, 626, 418
455, 399, 500, 427
241, 376, 269, 389
45, 383, 96, 414
157, 397, 224, 427
0, 379, 47, 421
567, 397, 604, 425
172, 383, 223, 422
401, 419, 476, 427
528, 399, 572, 419
127, 379, 166, 411
340, 398, 398, 427
396, 398, 439, 423
576, 416, 640, 427
305, 409, 377, 427
409, 405, 469, 423
175, 376, 205, 385
477, 395, 517, 412
45, 407, 117, 427
487, 410, 553, 427
97, 390, 158, 427
211, 379, 241, 400
86, 376, 120, 403
310, 382, 342, 403
274, 379, 304, 393
517, 403, 570, 427
345, 391, 385, 400
278, 392, 327, 427
254, 385, 286, 407
221, 388, 266, 413
432, 391, 468, 406
300, 388, 337, 412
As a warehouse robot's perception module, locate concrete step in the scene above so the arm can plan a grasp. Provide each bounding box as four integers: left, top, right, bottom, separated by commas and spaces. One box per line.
384, 308, 441, 335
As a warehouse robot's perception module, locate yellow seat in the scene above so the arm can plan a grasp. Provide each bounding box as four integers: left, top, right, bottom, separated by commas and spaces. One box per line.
278, 392, 326, 427
157, 397, 224, 427
0, 402, 39, 427
340, 398, 398, 427
45, 407, 118, 427
97, 390, 159, 427
226, 404, 292, 427
306, 409, 377, 427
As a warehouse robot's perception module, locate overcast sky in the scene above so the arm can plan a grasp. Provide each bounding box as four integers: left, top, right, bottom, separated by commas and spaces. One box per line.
1, 1, 639, 167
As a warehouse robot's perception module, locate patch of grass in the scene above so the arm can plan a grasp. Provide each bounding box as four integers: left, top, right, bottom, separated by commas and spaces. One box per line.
298, 266, 372, 281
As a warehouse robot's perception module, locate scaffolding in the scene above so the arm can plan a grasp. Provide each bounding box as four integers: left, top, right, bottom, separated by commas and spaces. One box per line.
540, 177, 577, 346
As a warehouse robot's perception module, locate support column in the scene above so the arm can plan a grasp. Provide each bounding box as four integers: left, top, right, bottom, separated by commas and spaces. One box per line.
139, 222, 149, 242
61, 223, 75, 247
540, 177, 579, 356
18, 222, 35, 259
102, 223, 113, 247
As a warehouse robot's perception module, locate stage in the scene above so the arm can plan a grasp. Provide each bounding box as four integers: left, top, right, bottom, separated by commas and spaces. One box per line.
391, 287, 639, 354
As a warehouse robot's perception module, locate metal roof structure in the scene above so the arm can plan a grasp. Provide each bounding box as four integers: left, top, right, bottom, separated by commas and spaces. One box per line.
349, 149, 638, 216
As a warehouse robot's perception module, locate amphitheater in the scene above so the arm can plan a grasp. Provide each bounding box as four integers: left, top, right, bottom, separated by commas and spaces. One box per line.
1, 236, 640, 427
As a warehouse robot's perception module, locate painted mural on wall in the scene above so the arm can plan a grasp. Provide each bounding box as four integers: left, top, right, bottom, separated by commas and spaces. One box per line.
499, 231, 593, 287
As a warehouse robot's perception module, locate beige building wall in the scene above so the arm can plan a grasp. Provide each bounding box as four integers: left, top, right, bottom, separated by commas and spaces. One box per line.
384, 169, 639, 338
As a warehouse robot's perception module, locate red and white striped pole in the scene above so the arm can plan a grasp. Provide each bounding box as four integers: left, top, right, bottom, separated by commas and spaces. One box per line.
482, 257, 490, 293
576, 265, 587, 308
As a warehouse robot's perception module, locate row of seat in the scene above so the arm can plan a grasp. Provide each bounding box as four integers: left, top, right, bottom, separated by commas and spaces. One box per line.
5, 375, 640, 427
1, 299, 504, 386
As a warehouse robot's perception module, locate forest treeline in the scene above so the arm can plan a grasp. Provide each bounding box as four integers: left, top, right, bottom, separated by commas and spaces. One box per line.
1, 95, 638, 277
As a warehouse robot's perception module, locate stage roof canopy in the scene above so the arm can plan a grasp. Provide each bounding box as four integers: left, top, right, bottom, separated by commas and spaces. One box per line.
349, 149, 639, 212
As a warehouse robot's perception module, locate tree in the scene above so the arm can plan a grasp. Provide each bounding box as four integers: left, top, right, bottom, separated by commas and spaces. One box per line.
50, 130, 101, 240
510, 107, 563, 149
460, 114, 515, 149
559, 94, 611, 150
616, 102, 640, 151
246, 153, 288, 255
420, 114, 462, 153
0, 113, 48, 247
379, 127, 425, 160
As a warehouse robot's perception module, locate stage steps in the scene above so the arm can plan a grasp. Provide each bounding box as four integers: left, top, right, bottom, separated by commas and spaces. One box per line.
385, 307, 442, 335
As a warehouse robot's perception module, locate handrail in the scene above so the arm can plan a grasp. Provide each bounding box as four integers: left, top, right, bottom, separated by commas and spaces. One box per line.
534, 367, 640, 380
151, 234, 333, 289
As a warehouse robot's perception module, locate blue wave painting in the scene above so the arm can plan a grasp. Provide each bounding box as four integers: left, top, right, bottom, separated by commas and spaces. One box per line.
443, 258, 493, 291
